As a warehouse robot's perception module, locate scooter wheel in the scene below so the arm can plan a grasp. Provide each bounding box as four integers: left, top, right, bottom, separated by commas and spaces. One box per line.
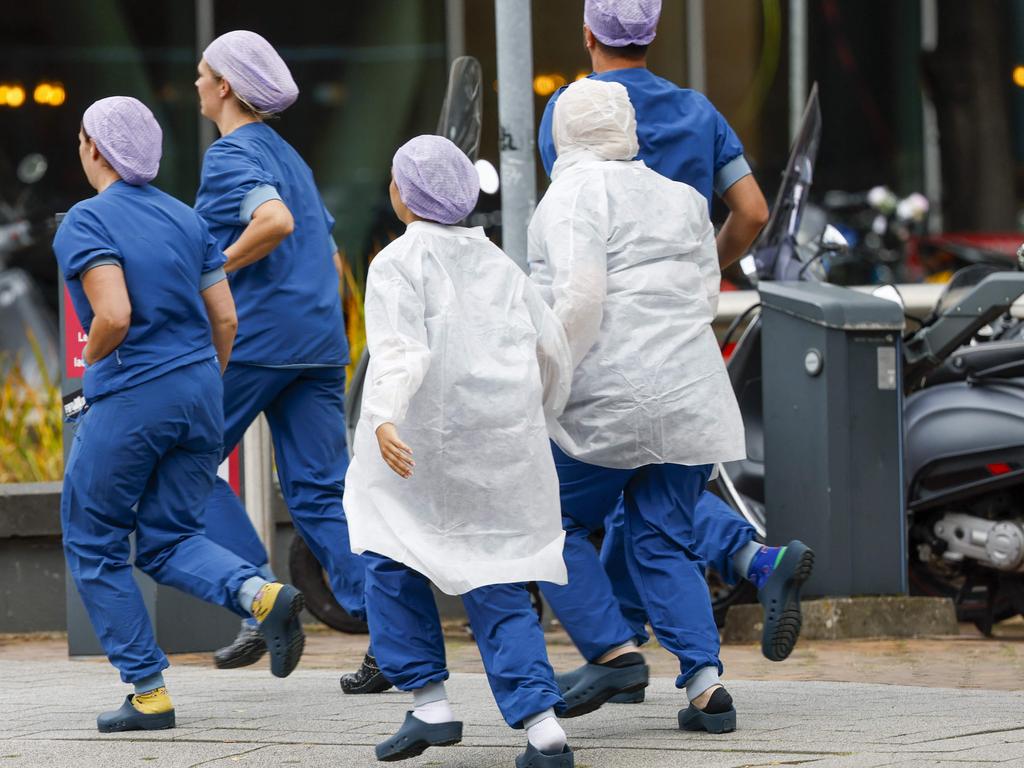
288, 534, 369, 634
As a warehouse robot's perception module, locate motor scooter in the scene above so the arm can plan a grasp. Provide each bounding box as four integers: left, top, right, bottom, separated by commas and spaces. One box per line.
715, 88, 1024, 633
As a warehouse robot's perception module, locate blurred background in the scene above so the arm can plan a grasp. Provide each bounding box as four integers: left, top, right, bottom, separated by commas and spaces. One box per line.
3, 0, 1024, 482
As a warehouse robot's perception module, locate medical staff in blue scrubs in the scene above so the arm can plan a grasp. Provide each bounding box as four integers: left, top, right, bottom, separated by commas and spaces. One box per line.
529, 77, 761, 733
56, 97, 305, 734
538, 0, 813, 667
191, 31, 368, 673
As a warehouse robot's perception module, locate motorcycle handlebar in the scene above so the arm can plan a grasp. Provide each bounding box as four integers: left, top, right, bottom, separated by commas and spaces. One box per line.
904, 272, 1024, 385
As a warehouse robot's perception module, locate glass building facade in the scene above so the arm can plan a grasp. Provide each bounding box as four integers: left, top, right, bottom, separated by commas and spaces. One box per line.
0, 0, 448, 313
2, 0, 1023, 322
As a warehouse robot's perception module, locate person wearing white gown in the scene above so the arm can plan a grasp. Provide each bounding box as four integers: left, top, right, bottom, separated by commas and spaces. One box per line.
527, 78, 748, 733
343, 135, 576, 768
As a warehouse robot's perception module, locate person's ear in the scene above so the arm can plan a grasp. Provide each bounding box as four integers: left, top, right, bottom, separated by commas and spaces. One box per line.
89, 140, 102, 162
219, 78, 231, 99
583, 25, 596, 50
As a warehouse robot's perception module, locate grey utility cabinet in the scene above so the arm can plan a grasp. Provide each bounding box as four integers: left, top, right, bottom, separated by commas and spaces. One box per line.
759, 282, 907, 596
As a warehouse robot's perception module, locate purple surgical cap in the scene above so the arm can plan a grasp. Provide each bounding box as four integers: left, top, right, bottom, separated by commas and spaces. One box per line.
204, 30, 298, 114
584, 0, 662, 47
392, 136, 479, 225
82, 96, 162, 186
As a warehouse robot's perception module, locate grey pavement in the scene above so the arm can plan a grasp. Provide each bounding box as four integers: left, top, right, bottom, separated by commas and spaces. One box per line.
2, 659, 1024, 767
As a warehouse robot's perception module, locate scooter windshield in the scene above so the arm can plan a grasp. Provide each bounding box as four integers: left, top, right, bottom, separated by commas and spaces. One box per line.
751, 84, 822, 280
934, 264, 1007, 318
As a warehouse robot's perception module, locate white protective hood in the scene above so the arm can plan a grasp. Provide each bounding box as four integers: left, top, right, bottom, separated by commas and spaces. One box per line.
344, 221, 572, 595
552, 77, 639, 163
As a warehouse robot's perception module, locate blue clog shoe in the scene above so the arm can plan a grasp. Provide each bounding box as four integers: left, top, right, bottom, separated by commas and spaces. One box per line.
759, 540, 815, 662
97, 695, 175, 733
253, 583, 306, 678
557, 663, 644, 704
677, 687, 737, 734
516, 744, 575, 767
560, 653, 648, 718
375, 711, 463, 761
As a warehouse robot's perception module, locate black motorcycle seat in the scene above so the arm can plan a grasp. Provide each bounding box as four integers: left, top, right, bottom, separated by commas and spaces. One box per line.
922, 340, 1024, 387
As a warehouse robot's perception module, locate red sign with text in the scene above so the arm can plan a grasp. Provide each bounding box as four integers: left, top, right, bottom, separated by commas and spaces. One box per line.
63, 285, 87, 380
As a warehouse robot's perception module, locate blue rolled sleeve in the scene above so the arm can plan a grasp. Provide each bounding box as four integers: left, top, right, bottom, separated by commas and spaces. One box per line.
199, 266, 227, 291
713, 155, 753, 197
81, 255, 122, 275
240, 184, 283, 223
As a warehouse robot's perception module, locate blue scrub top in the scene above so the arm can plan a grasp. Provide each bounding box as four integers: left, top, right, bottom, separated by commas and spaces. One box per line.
538, 68, 749, 205
195, 122, 348, 368
53, 181, 225, 400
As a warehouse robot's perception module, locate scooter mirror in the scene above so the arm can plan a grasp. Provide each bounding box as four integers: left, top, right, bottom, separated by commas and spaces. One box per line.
872, 284, 905, 308
820, 224, 849, 252
16, 153, 47, 185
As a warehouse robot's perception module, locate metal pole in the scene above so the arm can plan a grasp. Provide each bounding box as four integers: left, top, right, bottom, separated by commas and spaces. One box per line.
242, 416, 276, 558
920, 0, 943, 233
445, 0, 466, 65
196, 0, 216, 153
686, 0, 706, 92
494, 0, 536, 272
789, 0, 808, 142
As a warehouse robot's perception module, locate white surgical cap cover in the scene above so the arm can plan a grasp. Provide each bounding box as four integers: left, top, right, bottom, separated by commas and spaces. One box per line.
552, 78, 639, 162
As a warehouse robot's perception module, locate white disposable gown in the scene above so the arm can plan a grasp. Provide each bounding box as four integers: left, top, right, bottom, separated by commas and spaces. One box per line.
344, 221, 573, 595
527, 148, 747, 469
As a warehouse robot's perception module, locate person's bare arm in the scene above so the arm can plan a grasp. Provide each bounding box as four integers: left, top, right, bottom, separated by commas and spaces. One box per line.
81, 265, 131, 365
332, 251, 344, 280
224, 199, 294, 273
716, 175, 770, 270
201, 280, 238, 374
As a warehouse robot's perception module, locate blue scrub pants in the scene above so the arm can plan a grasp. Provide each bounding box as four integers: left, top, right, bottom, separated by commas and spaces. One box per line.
602, 491, 757, 642
540, 444, 722, 688
62, 360, 262, 685
202, 364, 366, 620
364, 553, 564, 728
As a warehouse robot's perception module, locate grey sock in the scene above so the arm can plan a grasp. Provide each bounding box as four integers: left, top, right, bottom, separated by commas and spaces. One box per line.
134, 671, 165, 695
237, 576, 269, 617
685, 665, 721, 702
732, 539, 763, 583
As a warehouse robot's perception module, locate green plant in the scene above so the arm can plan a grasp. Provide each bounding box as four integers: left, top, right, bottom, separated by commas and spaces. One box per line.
339, 250, 366, 386
340, 235, 403, 384
0, 334, 63, 483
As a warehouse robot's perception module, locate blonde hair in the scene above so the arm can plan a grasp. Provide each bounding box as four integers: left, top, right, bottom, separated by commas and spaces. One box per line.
210, 68, 278, 121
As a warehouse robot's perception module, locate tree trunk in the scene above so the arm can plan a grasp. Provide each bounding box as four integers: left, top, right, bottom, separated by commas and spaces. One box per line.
924, 0, 1015, 231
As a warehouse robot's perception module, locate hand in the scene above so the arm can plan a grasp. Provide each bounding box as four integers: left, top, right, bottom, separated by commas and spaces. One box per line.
375, 422, 414, 478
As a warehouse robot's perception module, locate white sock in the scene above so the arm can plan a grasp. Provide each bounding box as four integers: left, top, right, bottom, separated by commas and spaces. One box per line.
524, 709, 566, 753
412, 682, 455, 724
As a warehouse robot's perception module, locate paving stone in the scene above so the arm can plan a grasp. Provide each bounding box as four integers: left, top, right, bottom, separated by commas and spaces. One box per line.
2, 660, 1023, 766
